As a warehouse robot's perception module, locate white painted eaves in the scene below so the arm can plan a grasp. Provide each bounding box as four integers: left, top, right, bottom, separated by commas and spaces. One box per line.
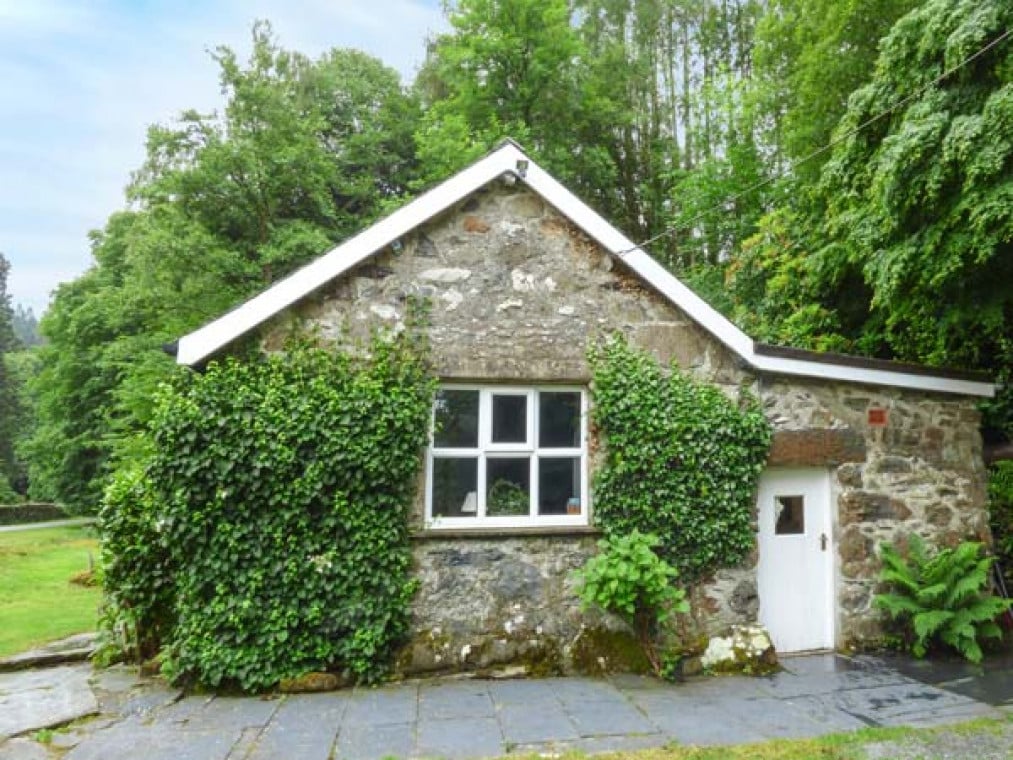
175, 142, 995, 398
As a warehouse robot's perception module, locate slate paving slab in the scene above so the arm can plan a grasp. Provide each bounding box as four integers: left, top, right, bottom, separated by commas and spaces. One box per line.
486, 678, 561, 704
344, 685, 418, 726
859, 652, 1013, 708
419, 682, 495, 720
416, 717, 504, 760
566, 696, 658, 738
627, 690, 766, 746
496, 702, 580, 745
0, 665, 97, 740
334, 722, 415, 760
63, 716, 241, 760
242, 693, 346, 760
181, 696, 281, 733
4, 652, 1011, 759
0, 634, 98, 673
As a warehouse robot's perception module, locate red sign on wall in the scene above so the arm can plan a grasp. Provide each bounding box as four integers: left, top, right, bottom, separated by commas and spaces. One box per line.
868, 408, 888, 427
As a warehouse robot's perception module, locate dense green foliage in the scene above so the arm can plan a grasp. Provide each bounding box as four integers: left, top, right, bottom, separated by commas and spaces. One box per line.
728, 0, 1013, 432
100, 336, 435, 691
988, 462, 1013, 587
0, 254, 21, 500
589, 336, 771, 583
11, 305, 40, 348
752, 0, 919, 179
98, 465, 174, 661
18, 0, 1013, 524
574, 530, 688, 672
874, 535, 1010, 663
25, 24, 422, 511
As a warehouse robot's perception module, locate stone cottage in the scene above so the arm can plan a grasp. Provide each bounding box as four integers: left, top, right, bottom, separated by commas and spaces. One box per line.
174, 140, 995, 673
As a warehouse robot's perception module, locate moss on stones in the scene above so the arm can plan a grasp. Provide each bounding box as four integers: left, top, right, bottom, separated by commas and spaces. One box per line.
570, 626, 651, 675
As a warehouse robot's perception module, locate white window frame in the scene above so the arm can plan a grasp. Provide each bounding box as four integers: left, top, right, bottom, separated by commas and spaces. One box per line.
425, 385, 589, 529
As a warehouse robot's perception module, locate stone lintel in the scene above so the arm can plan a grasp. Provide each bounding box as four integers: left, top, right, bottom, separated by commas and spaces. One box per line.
767, 428, 866, 467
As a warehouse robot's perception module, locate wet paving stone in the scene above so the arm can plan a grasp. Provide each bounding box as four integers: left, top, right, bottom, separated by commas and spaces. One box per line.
334, 722, 414, 760
418, 681, 495, 720
242, 693, 345, 760
6, 652, 1012, 759
566, 697, 658, 738
496, 702, 580, 745
416, 717, 504, 759
343, 685, 418, 727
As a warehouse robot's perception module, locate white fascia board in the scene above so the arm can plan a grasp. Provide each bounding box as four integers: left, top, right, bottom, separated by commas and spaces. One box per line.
520, 159, 756, 359
749, 353, 995, 398
521, 157, 994, 398
176, 147, 520, 366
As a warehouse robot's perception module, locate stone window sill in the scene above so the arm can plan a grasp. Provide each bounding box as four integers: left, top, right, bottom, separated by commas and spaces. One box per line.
411, 525, 602, 541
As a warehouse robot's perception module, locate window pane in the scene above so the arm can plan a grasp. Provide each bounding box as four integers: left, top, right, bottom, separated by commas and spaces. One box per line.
434, 390, 479, 448
432, 458, 478, 517
492, 394, 527, 443
775, 495, 805, 535
538, 457, 581, 515
486, 457, 531, 517
539, 392, 580, 448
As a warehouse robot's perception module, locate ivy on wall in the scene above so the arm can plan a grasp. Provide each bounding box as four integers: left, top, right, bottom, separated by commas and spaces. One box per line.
589, 335, 772, 583
100, 333, 435, 691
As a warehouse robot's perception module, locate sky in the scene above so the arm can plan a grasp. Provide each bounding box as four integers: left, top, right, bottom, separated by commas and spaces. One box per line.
0, 0, 446, 316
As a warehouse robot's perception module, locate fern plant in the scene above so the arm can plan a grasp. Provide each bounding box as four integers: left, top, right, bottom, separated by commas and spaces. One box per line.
874, 535, 1011, 663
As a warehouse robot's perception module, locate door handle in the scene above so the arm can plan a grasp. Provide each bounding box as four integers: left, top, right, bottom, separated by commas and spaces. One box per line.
820, 533, 828, 552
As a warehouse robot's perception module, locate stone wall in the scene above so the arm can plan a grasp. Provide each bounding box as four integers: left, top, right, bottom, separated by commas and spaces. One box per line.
400, 534, 649, 676
263, 177, 746, 392
760, 378, 988, 644
258, 176, 989, 666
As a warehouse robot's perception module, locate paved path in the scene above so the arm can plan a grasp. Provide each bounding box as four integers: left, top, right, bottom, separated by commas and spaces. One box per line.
0, 654, 1008, 760
0, 518, 95, 534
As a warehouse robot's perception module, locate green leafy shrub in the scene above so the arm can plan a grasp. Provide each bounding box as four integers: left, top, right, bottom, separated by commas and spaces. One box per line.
874, 535, 1011, 663
0, 475, 19, 505
99, 466, 173, 661
588, 335, 772, 582
100, 334, 435, 691
988, 462, 1013, 586
573, 530, 688, 673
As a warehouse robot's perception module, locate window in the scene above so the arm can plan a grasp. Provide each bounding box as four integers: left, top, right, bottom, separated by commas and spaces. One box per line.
774, 495, 805, 535
427, 386, 588, 528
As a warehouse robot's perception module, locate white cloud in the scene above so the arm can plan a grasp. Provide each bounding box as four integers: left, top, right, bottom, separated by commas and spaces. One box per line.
0, 0, 446, 315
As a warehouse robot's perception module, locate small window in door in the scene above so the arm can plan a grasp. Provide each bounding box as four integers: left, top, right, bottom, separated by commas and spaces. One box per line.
775, 495, 805, 535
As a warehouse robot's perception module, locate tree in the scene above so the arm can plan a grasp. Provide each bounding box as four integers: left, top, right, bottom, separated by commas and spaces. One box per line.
724, 0, 1013, 437
12, 305, 41, 347
25, 25, 423, 511
751, 0, 919, 179
414, 0, 586, 182
0, 254, 20, 496
815, 0, 1013, 369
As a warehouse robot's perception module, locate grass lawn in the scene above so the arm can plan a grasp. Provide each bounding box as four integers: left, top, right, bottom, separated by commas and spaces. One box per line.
517, 716, 1013, 759
0, 524, 102, 657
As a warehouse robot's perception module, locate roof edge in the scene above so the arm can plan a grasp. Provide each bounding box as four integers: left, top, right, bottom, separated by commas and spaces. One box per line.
174, 140, 996, 398
754, 343, 991, 384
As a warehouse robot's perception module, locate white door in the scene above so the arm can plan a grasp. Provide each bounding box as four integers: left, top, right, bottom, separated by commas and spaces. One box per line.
756, 468, 834, 653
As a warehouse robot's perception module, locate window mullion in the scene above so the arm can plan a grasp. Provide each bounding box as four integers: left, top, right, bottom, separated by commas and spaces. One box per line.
477, 453, 487, 519
529, 452, 538, 518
